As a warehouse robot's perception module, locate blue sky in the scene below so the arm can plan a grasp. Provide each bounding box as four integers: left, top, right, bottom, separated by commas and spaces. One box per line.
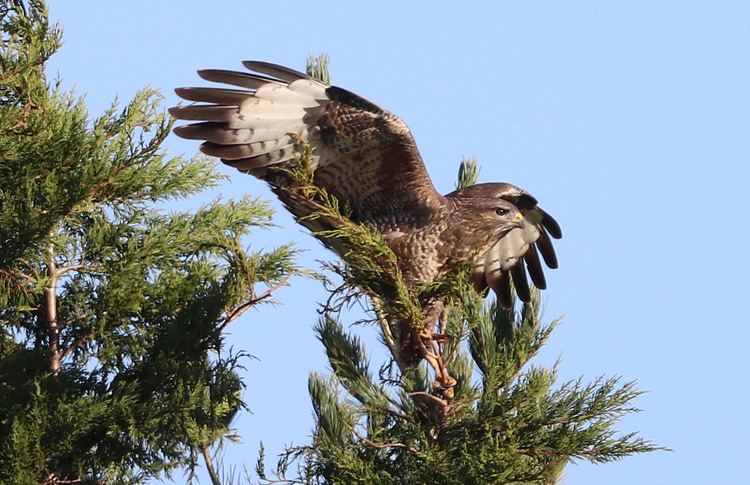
46, 2, 750, 483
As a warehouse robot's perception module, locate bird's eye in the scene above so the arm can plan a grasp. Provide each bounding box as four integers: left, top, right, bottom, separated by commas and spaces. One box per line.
494, 207, 509, 216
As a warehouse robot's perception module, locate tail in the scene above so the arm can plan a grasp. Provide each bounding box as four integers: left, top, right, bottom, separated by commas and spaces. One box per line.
169, 61, 329, 176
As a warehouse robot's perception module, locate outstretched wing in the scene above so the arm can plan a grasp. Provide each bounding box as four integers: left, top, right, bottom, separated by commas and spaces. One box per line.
453, 183, 562, 308
169, 61, 443, 227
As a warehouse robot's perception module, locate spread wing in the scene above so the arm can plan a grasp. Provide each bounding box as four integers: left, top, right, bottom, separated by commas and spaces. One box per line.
170, 62, 562, 307
456, 183, 562, 308
169, 61, 443, 227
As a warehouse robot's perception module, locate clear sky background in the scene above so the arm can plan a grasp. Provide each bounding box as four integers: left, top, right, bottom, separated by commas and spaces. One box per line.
46, 2, 750, 483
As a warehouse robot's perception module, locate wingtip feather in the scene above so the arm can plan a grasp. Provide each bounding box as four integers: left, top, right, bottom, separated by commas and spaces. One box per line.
242, 61, 314, 82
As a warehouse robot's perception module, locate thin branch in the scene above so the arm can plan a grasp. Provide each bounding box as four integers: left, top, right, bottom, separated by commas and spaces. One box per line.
373, 302, 403, 372
59, 331, 99, 360
407, 390, 447, 407
512, 406, 622, 431
257, 478, 309, 485
218, 272, 294, 332
0, 57, 44, 82
0, 265, 33, 281
517, 448, 604, 457
342, 419, 423, 457
20, 258, 41, 280
0, 267, 34, 300
446, 395, 481, 415
200, 443, 221, 485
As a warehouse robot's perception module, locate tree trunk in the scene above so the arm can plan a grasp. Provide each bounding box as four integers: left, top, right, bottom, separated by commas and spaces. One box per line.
45, 241, 61, 374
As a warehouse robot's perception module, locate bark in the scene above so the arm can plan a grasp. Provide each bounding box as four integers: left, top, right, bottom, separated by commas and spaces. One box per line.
45, 242, 61, 374
200, 444, 221, 485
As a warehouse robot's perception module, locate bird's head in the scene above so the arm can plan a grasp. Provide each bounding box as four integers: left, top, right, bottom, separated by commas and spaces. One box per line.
448, 181, 561, 239
478, 198, 527, 240
447, 185, 527, 242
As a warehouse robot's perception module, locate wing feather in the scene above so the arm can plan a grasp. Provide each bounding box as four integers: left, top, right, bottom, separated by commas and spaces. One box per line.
241, 60, 313, 82
200, 139, 293, 159
223, 148, 298, 171
510, 259, 531, 303
540, 208, 563, 239
173, 122, 304, 146
255, 83, 324, 105
535, 228, 558, 269
523, 244, 547, 290
493, 271, 513, 309
174, 87, 252, 105
168, 105, 237, 122
171, 60, 443, 225
198, 69, 284, 89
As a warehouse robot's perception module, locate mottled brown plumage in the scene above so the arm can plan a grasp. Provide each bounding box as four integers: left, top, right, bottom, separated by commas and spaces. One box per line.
169, 61, 561, 308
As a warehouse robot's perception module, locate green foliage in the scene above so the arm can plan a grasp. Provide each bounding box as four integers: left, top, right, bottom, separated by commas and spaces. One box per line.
275, 292, 663, 485
306, 54, 331, 86
0, 2, 300, 482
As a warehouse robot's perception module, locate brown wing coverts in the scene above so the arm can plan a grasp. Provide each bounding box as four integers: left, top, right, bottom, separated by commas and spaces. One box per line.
169, 61, 443, 227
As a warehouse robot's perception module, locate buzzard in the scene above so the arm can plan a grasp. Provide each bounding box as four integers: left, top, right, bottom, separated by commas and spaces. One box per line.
169, 61, 561, 309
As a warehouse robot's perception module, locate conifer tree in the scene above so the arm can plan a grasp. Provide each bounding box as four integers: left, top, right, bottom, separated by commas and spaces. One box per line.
0, 2, 299, 482
252, 56, 665, 484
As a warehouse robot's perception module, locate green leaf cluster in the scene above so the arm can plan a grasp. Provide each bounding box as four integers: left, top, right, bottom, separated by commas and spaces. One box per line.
0, 2, 300, 482
264, 292, 664, 485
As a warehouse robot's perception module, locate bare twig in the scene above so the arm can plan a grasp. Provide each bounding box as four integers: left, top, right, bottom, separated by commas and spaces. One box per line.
407, 390, 447, 407
59, 331, 99, 360
517, 448, 604, 457
342, 419, 423, 456
373, 302, 402, 370
0, 57, 44, 82
218, 272, 294, 332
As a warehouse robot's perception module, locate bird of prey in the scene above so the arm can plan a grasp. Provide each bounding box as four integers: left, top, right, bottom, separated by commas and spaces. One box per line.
169, 61, 561, 309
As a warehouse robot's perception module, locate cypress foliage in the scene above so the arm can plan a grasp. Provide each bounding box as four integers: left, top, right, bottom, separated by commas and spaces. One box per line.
252, 57, 665, 484
0, 2, 299, 482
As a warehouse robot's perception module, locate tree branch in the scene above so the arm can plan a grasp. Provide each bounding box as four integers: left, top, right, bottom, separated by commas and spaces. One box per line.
342, 419, 423, 457
59, 330, 98, 360
218, 272, 294, 332
44, 241, 61, 375
200, 443, 221, 485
